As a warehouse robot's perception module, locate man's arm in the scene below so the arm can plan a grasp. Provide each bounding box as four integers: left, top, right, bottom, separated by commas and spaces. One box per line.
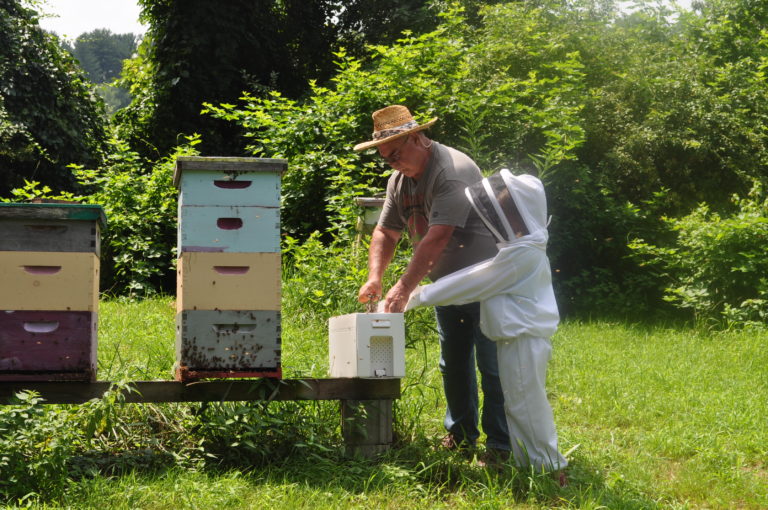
383, 223, 455, 312
358, 225, 401, 303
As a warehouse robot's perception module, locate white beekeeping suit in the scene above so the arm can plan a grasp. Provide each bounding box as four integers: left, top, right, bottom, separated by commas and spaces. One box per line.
407, 169, 567, 471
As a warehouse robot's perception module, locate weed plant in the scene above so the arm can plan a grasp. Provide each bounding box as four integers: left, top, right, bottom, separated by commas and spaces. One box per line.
1, 239, 767, 508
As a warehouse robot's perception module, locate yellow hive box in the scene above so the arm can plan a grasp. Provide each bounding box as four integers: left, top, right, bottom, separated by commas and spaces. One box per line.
177, 252, 280, 312
0, 252, 99, 311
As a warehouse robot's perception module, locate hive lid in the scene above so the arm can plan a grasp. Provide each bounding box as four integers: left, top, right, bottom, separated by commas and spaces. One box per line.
173, 156, 288, 188
354, 197, 386, 207
0, 202, 107, 227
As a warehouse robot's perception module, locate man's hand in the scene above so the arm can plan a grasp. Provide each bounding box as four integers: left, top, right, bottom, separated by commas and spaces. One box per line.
358, 280, 383, 304
382, 224, 455, 313
358, 226, 400, 309
359, 224, 453, 313
382, 280, 414, 313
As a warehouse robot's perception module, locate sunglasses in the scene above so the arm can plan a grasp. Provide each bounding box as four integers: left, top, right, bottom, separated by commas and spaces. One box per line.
380, 135, 410, 164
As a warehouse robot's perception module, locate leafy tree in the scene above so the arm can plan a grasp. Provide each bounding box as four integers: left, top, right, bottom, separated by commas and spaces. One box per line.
333, 0, 438, 56
115, 0, 445, 161
70, 29, 138, 83
59, 29, 139, 115
691, 0, 768, 65
203, 5, 590, 245
0, 0, 107, 197
116, 0, 337, 159
576, 10, 767, 214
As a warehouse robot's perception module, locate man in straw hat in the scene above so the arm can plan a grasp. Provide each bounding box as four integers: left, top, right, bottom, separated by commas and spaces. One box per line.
355, 105, 511, 459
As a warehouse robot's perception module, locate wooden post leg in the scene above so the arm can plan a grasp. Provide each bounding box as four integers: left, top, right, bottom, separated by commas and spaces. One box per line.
341, 399, 393, 458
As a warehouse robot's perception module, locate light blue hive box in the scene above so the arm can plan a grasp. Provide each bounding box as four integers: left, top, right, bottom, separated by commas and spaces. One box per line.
174, 156, 286, 253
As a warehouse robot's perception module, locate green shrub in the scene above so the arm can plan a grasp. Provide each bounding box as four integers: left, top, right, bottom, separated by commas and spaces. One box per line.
0, 383, 197, 502
192, 400, 340, 468
629, 183, 768, 327
546, 167, 677, 319
2, 180, 79, 203
0, 391, 78, 501
283, 232, 373, 321
71, 136, 200, 296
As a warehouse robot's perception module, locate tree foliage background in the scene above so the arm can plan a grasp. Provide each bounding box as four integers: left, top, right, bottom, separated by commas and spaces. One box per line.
0, 0, 107, 196
2, 0, 767, 325
115, 0, 450, 160
64, 29, 138, 84
61, 29, 139, 114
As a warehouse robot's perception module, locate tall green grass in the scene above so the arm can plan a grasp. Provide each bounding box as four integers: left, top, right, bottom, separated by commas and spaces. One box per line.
98, 297, 176, 380
552, 322, 768, 509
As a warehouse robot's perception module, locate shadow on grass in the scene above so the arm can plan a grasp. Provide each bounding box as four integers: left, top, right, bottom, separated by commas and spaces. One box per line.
42, 432, 670, 509
67, 448, 180, 479
150, 438, 666, 508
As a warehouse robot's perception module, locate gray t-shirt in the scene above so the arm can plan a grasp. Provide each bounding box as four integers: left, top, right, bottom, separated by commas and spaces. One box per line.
378, 142, 498, 281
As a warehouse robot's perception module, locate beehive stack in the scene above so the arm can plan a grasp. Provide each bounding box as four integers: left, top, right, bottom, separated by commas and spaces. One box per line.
174, 156, 286, 381
0, 203, 107, 381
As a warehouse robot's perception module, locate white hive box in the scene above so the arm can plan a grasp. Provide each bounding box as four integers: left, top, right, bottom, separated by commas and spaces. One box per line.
328, 313, 405, 378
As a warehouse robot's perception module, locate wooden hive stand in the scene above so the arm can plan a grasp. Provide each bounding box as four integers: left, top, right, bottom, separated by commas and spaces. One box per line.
0, 378, 400, 458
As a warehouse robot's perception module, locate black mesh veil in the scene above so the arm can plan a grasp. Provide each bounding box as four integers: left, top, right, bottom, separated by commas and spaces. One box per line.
465, 172, 529, 243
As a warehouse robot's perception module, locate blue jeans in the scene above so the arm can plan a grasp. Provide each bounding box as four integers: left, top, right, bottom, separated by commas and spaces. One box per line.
436, 302, 510, 450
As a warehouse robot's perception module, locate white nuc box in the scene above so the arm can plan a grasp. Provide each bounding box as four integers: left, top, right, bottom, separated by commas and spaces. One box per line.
328, 313, 406, 378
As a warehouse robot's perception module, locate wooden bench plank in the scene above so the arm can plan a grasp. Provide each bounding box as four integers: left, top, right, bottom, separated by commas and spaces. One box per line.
0, 378, 400, 405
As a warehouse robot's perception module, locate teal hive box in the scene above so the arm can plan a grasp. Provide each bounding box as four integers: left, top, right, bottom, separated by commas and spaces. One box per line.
174, 156, 284, 208
177, 205, 280, 253
0, 203, 107, 255
174, 156, 285, 253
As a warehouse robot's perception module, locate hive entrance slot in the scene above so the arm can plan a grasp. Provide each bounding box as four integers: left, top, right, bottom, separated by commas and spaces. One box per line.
213, 324, 257, 333
25, 225, 68, 234
213, 266, 250, 275
23, 266, 62, 274
216, 218, 243, 230
23, 321, 60, 333
214, 180, 251, 189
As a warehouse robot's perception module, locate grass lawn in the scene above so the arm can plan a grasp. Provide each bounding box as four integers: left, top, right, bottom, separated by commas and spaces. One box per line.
6, 297, 768, 509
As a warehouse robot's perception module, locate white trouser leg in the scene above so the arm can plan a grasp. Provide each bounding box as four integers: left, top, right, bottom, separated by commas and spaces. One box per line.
497, 336, 567, 471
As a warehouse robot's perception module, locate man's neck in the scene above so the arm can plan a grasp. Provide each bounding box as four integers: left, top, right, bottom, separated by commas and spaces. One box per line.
411, 142, 434, 181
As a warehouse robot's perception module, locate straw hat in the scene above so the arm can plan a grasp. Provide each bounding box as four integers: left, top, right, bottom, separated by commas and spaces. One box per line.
353, 105, 438, 151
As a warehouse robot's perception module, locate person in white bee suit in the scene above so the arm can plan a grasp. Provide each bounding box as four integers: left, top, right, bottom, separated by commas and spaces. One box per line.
406, 168, 568, 474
